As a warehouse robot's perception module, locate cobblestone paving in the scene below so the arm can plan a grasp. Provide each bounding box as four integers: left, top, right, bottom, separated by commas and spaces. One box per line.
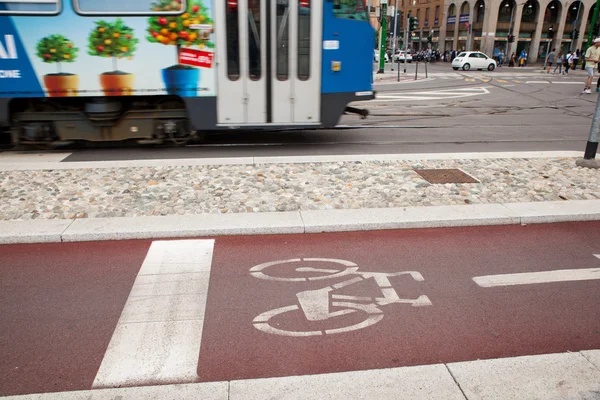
1, 157, 599, 221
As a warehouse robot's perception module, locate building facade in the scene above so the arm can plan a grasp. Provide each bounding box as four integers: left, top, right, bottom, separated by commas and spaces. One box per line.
440, 0, 600, 63
403, 0, 445, 51
368, 0, 443, 52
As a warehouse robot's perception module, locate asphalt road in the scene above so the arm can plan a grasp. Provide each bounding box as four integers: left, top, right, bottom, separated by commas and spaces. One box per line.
4, 62, 596, 161
1, 222, 600, 396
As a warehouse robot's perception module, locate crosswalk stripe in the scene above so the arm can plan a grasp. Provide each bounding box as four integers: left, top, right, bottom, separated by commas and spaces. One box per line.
497, 79, 508, 83
93, 239, 215, 388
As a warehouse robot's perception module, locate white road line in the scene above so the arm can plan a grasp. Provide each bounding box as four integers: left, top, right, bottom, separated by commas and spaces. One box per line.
525, 81, 551, 84
93, 239, 215, 389
473, 266, 600, 288
552, 81, 584, 84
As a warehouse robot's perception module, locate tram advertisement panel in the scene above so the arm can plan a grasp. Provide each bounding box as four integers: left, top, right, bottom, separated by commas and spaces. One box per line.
0, 0, 216, 98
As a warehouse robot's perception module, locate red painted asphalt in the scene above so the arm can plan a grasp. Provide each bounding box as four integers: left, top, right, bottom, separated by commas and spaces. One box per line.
1, 222, 600, 396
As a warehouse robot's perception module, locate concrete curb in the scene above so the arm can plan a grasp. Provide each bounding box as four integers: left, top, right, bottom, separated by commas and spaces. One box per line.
1, 200, 599, 244
3, 350, 600, 399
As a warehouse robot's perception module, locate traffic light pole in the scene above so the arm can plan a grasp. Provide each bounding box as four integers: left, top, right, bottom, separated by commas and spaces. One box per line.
377, 1, 388, 74
585, 0, 600, 53
404, 15, 410, 73
391, 10, 399, 71
576, 92, 600, 168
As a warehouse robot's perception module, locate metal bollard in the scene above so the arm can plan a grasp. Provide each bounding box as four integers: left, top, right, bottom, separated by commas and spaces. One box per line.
397, 58, 401, 82
584, 93, 600, 159
415, 61, 419, 80
425, 60, 428, 78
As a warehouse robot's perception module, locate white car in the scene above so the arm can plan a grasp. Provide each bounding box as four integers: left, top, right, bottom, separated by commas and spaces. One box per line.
452, 51, 497, 71
374, 50, 390, 63
393, 51, 413, 63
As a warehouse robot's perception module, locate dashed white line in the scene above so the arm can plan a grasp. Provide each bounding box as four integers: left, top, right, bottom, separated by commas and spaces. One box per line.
473, 266, 600, 288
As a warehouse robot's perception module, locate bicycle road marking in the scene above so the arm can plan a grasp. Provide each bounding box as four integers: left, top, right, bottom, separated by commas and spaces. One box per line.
93, 239, 214, 389
250, 258, 431, 337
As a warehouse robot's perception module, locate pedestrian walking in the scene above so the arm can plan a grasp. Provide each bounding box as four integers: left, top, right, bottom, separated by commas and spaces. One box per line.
509, 52, 516, 67
565, 51, 573, 74
518, 49, 527, 67
553, 51, 563, 74
582, 38, 600, 94
573, 49, 580, 70
499, 49, 505, 66
546, 48, 556, 73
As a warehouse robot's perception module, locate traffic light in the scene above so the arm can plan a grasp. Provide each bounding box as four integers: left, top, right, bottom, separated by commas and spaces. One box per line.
507, 34, 515, 43
548, 26, 554, 39
572, 29, 580, 39
427, 36, 432, 44
409, 17, 418, 31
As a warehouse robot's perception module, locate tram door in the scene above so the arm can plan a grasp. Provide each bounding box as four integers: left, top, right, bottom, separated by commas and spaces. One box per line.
215, 0, 322, 125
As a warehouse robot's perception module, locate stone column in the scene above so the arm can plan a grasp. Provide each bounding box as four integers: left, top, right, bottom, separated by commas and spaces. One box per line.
467, 2, 475, 50
507, 4, 524, 59
454, 14, 460, 49
439, 9, 448, 52
554, 2, 568, 52
482, 0, 500, 57
529, 4, 546, 63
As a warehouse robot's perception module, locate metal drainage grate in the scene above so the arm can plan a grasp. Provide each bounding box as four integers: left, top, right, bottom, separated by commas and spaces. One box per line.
413, 169, 479, 184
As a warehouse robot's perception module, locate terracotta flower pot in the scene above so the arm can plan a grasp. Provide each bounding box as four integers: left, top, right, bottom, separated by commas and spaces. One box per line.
43, 73, 79, 97
100, 72, 134, 96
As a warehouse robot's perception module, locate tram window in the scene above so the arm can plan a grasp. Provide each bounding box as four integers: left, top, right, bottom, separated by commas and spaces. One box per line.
248, 0, 261, 81
276, 0, 290, 81
0, 0, 60, 15
297, 1, 310, 81
74, 0, 185, 15
226, 3, 240, 81
332, 0, 368, 21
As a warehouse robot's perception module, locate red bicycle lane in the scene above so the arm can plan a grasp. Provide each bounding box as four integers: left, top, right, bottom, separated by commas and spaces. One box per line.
197, 222, 600, 382
1, 222, 599, 397
0, 240, 150, 397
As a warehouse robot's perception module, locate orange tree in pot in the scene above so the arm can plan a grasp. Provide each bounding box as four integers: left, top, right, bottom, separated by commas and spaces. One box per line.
88, 19, 139, 96
147, 0, 213, 97
36, 35, 80, 97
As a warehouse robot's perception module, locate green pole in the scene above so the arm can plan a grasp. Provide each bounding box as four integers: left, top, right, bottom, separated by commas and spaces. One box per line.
585, 0, 600, 53
378, 2, 388, 74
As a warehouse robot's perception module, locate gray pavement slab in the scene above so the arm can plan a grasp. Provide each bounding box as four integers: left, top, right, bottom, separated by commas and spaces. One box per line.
301, 204, 520, 233
0, 219, 72, 244
581, 350, 600, 371
447, 352, 600, 400
504, 200, 600, 224
61, 212, 304, 242
229, 364, 465, 400
1, 382, 228, 399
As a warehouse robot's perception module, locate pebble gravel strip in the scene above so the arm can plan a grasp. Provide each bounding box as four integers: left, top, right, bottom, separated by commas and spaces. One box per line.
0, 157, 598, 221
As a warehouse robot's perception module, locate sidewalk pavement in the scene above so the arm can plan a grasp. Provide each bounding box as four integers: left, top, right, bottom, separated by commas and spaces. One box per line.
4, 350, 600, 399
0, 150, 599, 244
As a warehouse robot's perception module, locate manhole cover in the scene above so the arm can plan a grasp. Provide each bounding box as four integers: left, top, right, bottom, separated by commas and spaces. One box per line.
414, 169, 479, 184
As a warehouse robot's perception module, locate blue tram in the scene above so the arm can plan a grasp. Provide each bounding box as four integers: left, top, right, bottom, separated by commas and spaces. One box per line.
0, 0, 374, 146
